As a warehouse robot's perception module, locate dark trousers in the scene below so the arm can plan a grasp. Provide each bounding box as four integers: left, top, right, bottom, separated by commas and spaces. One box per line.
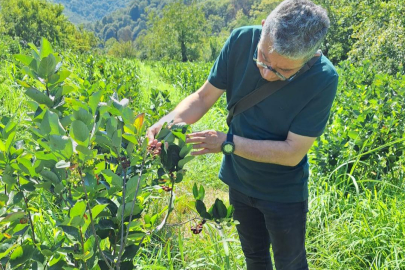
229, 188, 309, 270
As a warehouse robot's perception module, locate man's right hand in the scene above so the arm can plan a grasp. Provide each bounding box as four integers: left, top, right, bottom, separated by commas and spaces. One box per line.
146, 122, 163, 155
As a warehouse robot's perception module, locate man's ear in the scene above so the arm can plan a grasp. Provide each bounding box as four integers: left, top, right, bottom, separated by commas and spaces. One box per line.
261, 19, 265, 26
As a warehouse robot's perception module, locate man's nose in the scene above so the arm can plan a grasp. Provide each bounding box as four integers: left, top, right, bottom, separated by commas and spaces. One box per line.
262, 68, 279, 80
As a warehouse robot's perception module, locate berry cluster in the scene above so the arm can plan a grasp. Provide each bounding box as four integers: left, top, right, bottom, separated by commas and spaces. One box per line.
191, 219, 206, 234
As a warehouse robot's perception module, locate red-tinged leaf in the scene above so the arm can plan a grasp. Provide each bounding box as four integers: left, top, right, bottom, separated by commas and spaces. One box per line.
134, 113, 145, 132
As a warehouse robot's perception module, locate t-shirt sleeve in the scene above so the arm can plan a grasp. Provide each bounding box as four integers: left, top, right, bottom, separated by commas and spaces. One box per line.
289, 75, 339, 137
207, 32, 233, 90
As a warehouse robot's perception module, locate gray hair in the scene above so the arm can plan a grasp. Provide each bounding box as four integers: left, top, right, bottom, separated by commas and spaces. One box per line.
261, 0, 330, 61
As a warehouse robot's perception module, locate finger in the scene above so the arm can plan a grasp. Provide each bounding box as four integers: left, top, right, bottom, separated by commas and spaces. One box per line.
191, 148, 211, 156
188, 132, 206, 137
192, 143, 206, 149
186, 137, 206, 143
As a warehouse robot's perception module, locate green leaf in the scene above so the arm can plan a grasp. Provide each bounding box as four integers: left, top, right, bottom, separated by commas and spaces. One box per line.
122, 134, 138, 145
348, 130, 359, 140
70, 201, 86, 218
95, 134, 112, 147
9, 245, 35, 268
73, 108, 92, 126
89, 90, 103, 115
179, 144, 193, 158
17, 156, 37, 176
198, 185, 205, 201
0, 194, 9, 202
49, 135, 73, 159
14, 54, 35, 66
101, 170, 122, 189
106, 118, 118, 139
160, 144, 181, 171
2, 119, 17, 138
84, 235, 95, 253
226, 205, 234, 218
98, 219, 116, 230
155, 128, 170, 141
48, 70, 71, 85
38, 54, 57, 78
25, 88, 53, 107
0, 243, 16, 260
40, 38, 53, 59
10, 246, 23, 260
96, 198, 118, 217
5, 131, 16, 153
40, 111, 65, 135
213, 199, 227, 219
84, 173, 96, 190
117, 202, 142, 220
178, 155, 195, 169
70, 120, 90, 145
192, 183, 198, 199
122, 245, 140, 261
91, 205, 107, 219
40, 169, 60, 184
60, 225, 80, 239
195, 200, 211, 219
12, 192, 24, 204
112, 130, 122, 149
1, 173, 15, 186
0, 212, 25, 224
21, 182, 36, 192
172, 130, 186, 142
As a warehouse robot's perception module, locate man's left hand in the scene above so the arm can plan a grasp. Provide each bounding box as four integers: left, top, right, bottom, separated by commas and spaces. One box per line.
186, 130, 226, 155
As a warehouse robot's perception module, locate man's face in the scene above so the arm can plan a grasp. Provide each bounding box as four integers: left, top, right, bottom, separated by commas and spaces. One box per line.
255, 39, 305, 82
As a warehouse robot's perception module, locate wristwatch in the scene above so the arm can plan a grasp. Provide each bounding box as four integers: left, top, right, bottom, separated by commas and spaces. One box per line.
221, 133, 235, 155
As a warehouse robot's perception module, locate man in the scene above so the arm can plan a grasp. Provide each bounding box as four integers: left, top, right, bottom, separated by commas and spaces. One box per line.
147, 0, 338, 269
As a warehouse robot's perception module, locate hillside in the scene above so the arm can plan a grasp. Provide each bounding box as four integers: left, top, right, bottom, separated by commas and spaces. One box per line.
49, 0, 133, 24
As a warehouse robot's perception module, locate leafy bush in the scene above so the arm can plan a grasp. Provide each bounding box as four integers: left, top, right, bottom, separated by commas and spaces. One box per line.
311, 60, 405, 193
0, 38, 233, 269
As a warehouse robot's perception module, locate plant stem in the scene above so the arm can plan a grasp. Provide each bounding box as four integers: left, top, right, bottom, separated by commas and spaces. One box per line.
80, 168, 114, 270
165, 217, 200, 227
154, 180, 176, 233
17, 175, 36, 244
117, 150, 148, 269
115, 167, 127, 270
79, 227, 89, 270
24, 196, 36, 244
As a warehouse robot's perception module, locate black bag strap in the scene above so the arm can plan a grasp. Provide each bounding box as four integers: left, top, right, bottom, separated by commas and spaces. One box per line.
226, 52, 321, 126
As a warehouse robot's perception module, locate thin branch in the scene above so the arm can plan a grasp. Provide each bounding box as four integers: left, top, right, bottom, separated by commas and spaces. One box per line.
17, 175, 36, 244
79, 227, 89, 270
80, 168, 114, 270
117, 150, 148, 268
153, 180, 176, 233
115, 166, 127, 270
165, 217, 200, 227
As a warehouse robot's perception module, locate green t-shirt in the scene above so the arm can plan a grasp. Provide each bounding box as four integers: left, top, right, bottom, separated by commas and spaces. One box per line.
208, 26, 339, 203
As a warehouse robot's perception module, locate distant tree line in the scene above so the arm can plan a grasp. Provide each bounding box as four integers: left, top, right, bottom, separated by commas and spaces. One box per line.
0, 0, 403, 74
49, 0, 133, 24
0, 0, 97, 52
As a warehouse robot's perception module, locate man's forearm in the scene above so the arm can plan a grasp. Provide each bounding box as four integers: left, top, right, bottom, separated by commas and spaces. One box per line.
157, 92, 210, 126
157, 81, 223, 126
233, 135, 302, 167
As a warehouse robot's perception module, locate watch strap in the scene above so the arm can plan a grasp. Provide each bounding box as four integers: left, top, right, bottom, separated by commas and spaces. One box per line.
227, 133, 233, 143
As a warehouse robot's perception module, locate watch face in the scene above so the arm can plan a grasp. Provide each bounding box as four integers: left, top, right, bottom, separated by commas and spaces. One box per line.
223, 143, 234, 154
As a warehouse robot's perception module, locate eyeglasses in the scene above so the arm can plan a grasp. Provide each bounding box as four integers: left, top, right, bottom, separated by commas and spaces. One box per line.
253, 48, 302, 82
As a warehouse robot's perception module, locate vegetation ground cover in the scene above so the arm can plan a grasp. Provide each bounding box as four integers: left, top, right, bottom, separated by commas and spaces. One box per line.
0, 0, 404, 269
